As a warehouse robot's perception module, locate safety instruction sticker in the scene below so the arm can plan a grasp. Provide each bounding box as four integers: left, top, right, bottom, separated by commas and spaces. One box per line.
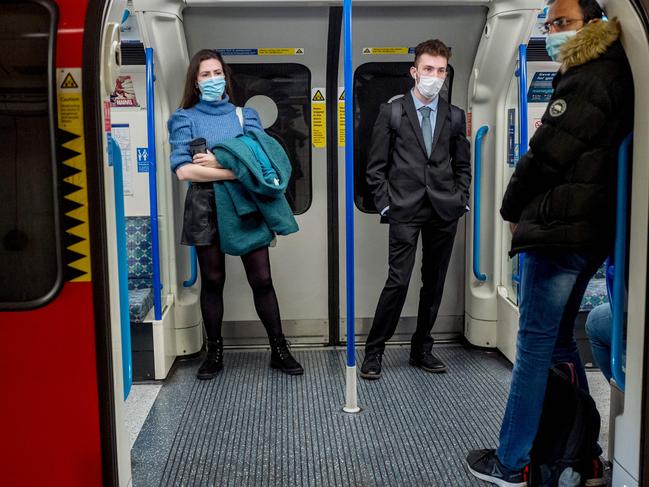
217, 48, 305, 56
57, 68, 91, 282
362, 47, 414, 55
311, 88, 326, 149
338, 88, 345, 147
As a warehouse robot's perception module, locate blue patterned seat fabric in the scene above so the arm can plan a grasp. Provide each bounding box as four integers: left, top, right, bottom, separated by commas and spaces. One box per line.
126, 217, 154, 322
580, 263, 609, 312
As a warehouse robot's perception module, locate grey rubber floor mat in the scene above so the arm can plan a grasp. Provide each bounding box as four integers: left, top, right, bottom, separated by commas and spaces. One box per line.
131, 345, 512, 486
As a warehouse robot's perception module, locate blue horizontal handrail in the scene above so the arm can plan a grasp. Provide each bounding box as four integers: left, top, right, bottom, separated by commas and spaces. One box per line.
611, 133, 632, 390
146, 47, 162, 321
183, 246, 198, 288
473, 125, 489, 282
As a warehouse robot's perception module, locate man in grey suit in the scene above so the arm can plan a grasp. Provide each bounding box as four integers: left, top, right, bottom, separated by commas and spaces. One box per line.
361, 39, 471, 380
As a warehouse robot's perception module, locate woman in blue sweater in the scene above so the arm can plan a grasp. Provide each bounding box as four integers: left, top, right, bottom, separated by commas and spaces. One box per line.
168, 49, 303, 379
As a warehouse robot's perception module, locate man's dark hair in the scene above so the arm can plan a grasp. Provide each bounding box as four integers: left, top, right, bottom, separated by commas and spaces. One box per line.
547, 0, 605, 23
413, 39, 451, 66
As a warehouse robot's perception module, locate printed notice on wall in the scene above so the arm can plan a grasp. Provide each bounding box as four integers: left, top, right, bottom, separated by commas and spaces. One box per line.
111, 75, 139, 107
311, 88, 326, 149
111, 124, 134, 196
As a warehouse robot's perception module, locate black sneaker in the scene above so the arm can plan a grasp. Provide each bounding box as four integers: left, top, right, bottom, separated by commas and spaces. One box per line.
197, 338, 223, 380
584, 457, 608, 486
466, 449, 527, 487
409, 350, 447, 373
360, 352, 383, 380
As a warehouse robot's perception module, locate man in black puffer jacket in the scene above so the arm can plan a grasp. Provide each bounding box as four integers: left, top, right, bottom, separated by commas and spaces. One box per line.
467, 0, 634, 486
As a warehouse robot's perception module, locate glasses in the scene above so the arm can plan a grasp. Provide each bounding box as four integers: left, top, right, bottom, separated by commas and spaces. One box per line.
541, 17, 584, 34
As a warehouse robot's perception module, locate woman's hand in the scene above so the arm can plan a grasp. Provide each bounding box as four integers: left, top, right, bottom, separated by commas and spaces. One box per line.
192, 150, 222, 169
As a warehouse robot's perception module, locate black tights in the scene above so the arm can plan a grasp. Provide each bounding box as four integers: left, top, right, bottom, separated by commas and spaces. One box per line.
195, 244, 283, 341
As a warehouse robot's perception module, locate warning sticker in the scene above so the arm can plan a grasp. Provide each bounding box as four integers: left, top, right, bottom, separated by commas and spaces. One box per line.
311, 87, 326, 149
338, 87, 345, 147
60, 72, 79, 89
362, 47, 414, 55
110, 75, 139, 107
259, 47, 305, 56
57, 68, 91, 282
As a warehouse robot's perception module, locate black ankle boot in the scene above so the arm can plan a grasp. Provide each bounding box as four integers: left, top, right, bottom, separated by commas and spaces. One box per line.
270, 336, 304, 375
197, 338, 223, 380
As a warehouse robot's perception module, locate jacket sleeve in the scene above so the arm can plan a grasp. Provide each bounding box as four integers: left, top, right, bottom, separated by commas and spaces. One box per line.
167, 110, 193, 173
366, 103, 392, 212
500, 74, 614, 223
450, 107, 471, 203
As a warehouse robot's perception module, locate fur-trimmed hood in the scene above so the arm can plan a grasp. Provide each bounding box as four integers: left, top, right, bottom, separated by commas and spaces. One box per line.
559, 18, 621, 73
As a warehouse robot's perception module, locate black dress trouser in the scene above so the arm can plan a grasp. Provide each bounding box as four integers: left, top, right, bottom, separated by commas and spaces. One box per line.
365, 215, 458, 356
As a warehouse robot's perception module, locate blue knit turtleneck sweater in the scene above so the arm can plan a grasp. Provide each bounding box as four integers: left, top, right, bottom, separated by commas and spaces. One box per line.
167, 96, 264, 173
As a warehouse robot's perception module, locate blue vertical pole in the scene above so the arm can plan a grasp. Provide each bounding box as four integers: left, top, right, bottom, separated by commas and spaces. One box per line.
342, 0, 360, 413
514, 44, 528, 298
145, 48, 162, 320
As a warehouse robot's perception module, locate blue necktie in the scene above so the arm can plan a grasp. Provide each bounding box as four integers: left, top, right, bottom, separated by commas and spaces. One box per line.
419, 106, 432, 157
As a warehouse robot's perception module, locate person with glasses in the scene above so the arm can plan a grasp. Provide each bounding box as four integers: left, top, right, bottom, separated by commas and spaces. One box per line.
361, 39, 471, 380
466, 0, 634, 485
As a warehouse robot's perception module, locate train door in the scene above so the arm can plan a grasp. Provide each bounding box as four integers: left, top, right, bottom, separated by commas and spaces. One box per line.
180, 6, 330, 345
343, 5, 488, 343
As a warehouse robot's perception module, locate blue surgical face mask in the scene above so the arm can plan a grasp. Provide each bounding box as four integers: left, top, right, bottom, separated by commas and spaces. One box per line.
545, 30, 578, 62
198, 76, 226, 102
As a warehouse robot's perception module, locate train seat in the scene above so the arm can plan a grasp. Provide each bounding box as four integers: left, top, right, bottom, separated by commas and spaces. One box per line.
126, 216, 154, 323
580, 263, 608, 312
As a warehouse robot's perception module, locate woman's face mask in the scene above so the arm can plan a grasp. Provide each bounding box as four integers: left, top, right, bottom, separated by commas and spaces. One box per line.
416, 75, 445, 100
198, 76, 226, 102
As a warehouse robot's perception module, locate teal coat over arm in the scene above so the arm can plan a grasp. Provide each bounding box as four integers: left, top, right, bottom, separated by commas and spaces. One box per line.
212, 129, 299, 255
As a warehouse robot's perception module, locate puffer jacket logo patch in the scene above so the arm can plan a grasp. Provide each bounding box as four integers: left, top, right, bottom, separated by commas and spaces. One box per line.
549, 99, 567, 117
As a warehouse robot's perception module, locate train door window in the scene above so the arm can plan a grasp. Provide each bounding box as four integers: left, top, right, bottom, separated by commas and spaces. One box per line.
230, 63, 312, 214
353, 62, 454, 212
0, 2, 60, 309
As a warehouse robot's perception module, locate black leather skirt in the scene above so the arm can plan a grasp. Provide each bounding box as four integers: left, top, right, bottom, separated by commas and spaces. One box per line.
180, 182, 219, 246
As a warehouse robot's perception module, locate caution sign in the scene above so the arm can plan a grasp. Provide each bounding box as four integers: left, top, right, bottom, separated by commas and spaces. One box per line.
338, 87, 345, 147
311, 88, 326, 149
57, 68, 91, 281
362, 47, 414, 55
259, 47, 305, 56
60, 72, 79, 89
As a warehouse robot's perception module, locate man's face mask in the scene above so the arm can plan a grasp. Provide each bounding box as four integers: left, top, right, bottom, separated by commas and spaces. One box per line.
199, 76, 226, 102
416, 74, 445, 100
545, 29, 579, 62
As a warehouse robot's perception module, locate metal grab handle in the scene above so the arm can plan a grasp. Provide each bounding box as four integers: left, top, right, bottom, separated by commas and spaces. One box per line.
145, 48, 162, 320
183, 246, 198, 288
611, 133, 632, 390
108, 135, 132, 399
473, 125, 489, 282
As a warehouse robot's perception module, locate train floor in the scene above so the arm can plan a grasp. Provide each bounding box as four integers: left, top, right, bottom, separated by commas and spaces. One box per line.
128, 344, 611, 486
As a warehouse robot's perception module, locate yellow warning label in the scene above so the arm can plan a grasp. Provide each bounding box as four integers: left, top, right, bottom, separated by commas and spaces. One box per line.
60, 72, 79, 89
338, 88, 345, 147
259, 47, 305, 56
311, 88, 326, 149
362, 47, 411, 55
57, 68, 91, 282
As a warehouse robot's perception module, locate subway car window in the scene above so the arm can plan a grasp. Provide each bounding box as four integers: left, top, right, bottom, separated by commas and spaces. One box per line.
0, 2, 60, 308
229, 63, 312, 215
353, 62, 454, 213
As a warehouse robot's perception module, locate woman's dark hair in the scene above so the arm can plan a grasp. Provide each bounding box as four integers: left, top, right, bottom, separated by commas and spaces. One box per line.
180, 49, 235, 108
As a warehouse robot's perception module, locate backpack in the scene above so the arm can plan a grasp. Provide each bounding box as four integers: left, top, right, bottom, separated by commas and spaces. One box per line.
528, 363, 602, 487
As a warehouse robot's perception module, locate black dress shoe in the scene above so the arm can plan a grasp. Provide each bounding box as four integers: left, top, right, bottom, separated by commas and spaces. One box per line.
360, 352, 383, 380
409, 350, 447, 373
270, 336, 304, 375
197, 338, 224, 380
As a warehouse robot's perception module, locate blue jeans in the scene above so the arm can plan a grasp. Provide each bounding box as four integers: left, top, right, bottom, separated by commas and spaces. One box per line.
585, 302, 627, 382
497, 250, 603, 471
